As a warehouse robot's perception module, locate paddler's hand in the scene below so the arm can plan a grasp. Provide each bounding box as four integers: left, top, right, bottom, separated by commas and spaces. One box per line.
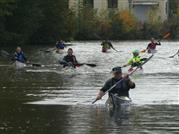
123, 75, 135, 88
123, 74, 130, 80
122, 65, 127, 67
141, 49, 146, 53
26, 60, 30, 64
96, 91, 105, 101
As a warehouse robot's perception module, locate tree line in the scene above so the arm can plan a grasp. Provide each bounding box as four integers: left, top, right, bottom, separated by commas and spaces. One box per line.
0, 0, 179, 46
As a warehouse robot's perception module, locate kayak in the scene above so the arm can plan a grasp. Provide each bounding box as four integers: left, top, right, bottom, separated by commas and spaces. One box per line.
106, 94, 132, 109
14, 61, 26, 69
56, 49, 64, 54
102, 48, 108, 53
147, 49, 157, 54
128, 67, 143, 74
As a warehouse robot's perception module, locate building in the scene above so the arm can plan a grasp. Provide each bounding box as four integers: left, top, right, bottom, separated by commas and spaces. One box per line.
69, 0, 169, 22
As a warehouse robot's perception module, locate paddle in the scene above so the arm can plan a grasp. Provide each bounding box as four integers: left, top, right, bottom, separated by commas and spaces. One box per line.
77, 63, 97, 67
110, 45, 122, 52
0, 50, 42, 67
92, 54, 154, 104
169, 50, 179, 58
141, 32, 171, 53
0, 50, 15, 60
40, 48, 56, 53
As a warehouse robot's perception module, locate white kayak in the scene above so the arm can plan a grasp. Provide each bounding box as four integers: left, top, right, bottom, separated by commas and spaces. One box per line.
56, 49, 64, 54
14, 61, 26, 69
148, 49, 157, 54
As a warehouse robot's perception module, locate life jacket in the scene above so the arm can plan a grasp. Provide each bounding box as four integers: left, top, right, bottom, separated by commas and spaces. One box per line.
147, 42, 157, 50
15, 51, 26, 63
109, 78, 130, 97
128, 56, 142, 65
56, 43, 65, 49
101, 42, 110, 49
63, 55, 77, 65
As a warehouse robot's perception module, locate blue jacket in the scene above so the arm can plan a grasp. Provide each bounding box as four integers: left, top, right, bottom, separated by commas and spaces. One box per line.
56, 42, 65, 49
14, 51, 27, 63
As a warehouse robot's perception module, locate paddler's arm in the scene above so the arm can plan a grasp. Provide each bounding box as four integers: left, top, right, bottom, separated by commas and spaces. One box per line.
72, 55, 78, 65
122, 59, 132, 67
144, 44, 150, 52
23, 53, 28, 62
101, 42, 104, 46
123, 74, 135, 89
96, 90, 105, 101
156, 41, 161, 45
95, 80, 110, 100
141, 58, 148, 61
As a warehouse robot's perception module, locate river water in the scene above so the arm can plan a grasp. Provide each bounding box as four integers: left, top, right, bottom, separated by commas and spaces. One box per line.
0, 41, 179, 134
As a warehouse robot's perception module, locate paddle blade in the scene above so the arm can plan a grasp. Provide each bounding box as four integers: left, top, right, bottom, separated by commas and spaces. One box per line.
0, 50, 10, 57
163, 32, 171, 39
85, 64, 96, 67
31, 63, 42, 67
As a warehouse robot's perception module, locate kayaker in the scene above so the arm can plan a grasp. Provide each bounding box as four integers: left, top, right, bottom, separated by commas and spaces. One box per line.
56, 40, 65, 53
95, 67, 135, 101
14, 46, 27, 63
123, 50, 146, 71
145, 37, 161, 53
59, 48, 78, 68
101, 40, 113, 52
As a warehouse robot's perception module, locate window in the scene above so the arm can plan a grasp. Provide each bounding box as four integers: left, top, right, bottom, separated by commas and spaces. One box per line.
84, 0, 94, 8
108, 0, 118, 8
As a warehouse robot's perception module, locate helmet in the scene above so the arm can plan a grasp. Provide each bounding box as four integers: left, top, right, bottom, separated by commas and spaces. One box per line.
132, 50, 139, 54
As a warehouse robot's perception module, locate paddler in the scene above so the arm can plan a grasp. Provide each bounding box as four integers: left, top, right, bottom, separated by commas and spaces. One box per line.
56, 40, 65, 53
145, 37, 161, 53
123, 50, 146, 72
101, 40, 113, 52
14, 46, 27, 63
95, 67, 135, 102
59, 48, 78, 68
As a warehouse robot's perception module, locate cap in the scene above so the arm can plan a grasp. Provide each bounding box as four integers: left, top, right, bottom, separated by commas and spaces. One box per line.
112, 67, 122, 73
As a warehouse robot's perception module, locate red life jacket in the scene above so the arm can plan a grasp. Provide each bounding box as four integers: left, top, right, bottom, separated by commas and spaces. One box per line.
147, 42, 157, 50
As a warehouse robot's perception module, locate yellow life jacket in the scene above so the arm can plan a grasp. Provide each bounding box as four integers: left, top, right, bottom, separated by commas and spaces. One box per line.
128, 56, 142, 65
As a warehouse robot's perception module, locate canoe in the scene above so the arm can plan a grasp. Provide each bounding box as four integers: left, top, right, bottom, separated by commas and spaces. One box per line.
14, 61, 26, 69
106, 94, 132, 109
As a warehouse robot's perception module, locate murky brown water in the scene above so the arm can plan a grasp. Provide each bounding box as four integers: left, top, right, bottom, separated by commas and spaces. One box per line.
0, 41, 179, 134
